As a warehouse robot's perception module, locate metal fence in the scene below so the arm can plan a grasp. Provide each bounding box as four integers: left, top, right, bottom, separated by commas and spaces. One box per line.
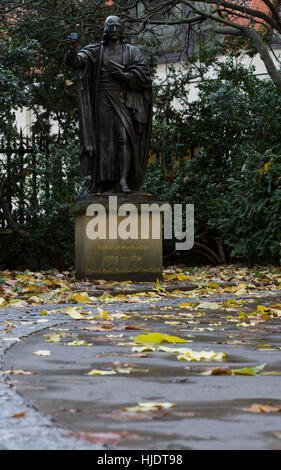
0, 129, 62, 229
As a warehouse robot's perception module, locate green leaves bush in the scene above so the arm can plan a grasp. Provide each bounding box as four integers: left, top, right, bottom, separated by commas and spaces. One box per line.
142, 57, 281, 265
219, 148, 281, 264
2, 11, 281, 268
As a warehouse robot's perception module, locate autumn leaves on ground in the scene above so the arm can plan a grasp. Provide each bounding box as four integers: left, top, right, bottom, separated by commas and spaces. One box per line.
1, 265, 281, 448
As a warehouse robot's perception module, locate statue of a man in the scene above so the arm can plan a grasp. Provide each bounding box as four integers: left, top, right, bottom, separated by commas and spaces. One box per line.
65, 16, 153, 194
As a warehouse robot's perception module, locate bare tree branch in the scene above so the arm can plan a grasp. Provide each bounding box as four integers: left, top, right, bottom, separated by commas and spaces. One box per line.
244, 25, 281, 88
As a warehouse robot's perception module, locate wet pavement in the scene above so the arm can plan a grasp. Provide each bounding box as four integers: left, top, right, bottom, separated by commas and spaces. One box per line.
2, 286, 281, 450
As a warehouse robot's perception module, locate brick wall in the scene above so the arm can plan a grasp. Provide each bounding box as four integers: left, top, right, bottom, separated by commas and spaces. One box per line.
220, 0, 280, 28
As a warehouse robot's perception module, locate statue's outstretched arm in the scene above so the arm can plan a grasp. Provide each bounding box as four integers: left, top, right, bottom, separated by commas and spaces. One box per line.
65, 36, 85, 70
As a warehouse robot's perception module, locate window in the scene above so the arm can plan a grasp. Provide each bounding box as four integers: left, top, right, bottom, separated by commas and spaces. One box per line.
132, 2, 188, 61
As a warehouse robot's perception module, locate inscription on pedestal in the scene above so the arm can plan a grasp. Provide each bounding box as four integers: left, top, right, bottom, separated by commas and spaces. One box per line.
71, 195, 163, 281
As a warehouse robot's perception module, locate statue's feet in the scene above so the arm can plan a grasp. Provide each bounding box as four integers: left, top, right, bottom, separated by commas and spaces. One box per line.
120, 180, 131, 193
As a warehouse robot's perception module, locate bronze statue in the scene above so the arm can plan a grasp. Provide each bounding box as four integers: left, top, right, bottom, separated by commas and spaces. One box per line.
65, 16, 153, 194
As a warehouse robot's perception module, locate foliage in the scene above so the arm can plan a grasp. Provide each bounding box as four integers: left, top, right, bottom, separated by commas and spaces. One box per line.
1, 134, 84, 270
1, 1, 281, 267
142, 56, 281, 265
218, 148, 281, 265
21, 136, 84, 269
0, 26, 38, 134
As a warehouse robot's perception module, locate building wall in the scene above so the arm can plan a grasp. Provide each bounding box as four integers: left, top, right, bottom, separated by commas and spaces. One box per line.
16, 44, 281, 132
156, 46, 281, 102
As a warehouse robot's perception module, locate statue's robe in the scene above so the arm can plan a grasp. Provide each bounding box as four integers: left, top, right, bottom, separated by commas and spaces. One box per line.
65, 43, 153, 191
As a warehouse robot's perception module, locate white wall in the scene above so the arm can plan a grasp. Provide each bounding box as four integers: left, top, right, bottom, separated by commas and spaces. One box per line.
15, 46, 281, 131
14, 108, 33, 136
156, 47, 281, 103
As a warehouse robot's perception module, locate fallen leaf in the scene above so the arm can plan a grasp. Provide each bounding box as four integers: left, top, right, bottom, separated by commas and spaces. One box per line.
64, 431, 143, 445
230, 363, 266, 376
200, 363, 266, 376
97, 307, 112, 320
195, 301, 221, 310
1, 369, 35, 375
87, 369, 117, 375
44, 333, 62, 343
27, 296, 42, 304
66, 340, 92, 346
242, 403, 281, 413
125, 325, 140, 330
64, 306, 86, 320
124, 402, 176, 412
134, 332, 187, 345
111, 313, 129, 319
177, 349, 226, 362
32, 350, 51, 356
12, 411, 26, 418
70, 292, 92, 303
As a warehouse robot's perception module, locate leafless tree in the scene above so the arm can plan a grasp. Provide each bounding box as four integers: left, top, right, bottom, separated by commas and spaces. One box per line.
116, 1, 281, 91
2, 1, 281, 87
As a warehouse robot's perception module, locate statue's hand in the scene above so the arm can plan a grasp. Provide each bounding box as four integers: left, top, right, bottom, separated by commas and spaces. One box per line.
107, 61, 127, 80
67, 35, 78, 52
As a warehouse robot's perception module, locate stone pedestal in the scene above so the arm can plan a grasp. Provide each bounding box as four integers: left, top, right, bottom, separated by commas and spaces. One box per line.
70, 193, 163, 281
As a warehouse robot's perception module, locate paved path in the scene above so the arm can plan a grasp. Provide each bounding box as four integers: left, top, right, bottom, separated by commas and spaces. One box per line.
0, 305, 110, 449
1, 279, 281, 450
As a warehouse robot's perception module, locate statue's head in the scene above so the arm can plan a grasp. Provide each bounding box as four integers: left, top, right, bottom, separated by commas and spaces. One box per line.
102, 16, 124, 44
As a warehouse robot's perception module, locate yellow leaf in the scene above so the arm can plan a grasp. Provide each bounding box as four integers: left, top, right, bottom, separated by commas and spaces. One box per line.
44, 333, 62, 343
111, 313, 129, 319
66, 340, 92, 346
163, 273, 177, 281
87, 369, 117, 376
176, 349, 226, 362
177, 273, 190, 281
222, 299, 240, 307
134, 332, 187, 345
70, 292, 92, 303
64, 306, 85, 320
264, 159, 273, 172
124, 402, 176, 412
97, 307, 112, 320
154, 279, 165, 292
